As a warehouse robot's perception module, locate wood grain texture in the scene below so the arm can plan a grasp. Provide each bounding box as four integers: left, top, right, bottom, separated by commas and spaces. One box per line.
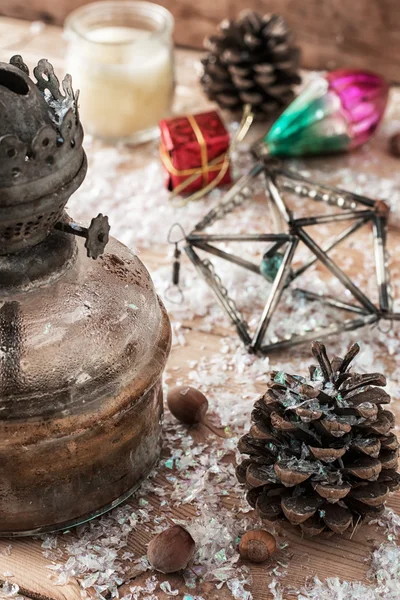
1, 0, 400, 79
0, 15, 400, 600
0, 539, 82, 600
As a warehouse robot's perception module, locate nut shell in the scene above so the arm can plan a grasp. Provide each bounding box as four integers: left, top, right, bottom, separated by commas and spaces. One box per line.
147, 525, 196, 573
167, 386, 208, 425
238, 529, 276, 563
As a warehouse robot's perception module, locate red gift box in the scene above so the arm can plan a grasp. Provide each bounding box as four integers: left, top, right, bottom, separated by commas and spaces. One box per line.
159, 110, 232, 194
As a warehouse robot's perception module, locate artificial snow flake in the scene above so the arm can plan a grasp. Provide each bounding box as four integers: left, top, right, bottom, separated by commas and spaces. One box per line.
43, 505, 151, 595
159, 581, 179, 596
370, 508, 400, 541
295, 543, 400, 600
268, 579, 283, 600
0, 583, 21, 600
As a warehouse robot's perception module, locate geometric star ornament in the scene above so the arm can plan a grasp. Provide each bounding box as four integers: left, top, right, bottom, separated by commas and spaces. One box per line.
182, 159, 400, 353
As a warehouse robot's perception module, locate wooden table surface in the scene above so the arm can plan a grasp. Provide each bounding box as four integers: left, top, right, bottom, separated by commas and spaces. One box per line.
1, 16, 400, 600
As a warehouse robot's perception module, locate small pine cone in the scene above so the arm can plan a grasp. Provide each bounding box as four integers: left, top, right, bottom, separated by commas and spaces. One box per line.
237, 342, 400, 536
201, 11, 301, 120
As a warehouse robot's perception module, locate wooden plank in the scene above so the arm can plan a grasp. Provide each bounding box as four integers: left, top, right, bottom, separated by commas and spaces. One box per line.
1, 0, 400, 79
0, 539, 82, 600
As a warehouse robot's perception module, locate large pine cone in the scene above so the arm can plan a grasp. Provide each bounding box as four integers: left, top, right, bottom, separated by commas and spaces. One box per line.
237, 342, 400, 536
201, 11, 301, 119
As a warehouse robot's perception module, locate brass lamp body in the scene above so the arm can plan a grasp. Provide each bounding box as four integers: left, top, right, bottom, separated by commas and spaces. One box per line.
0, 57, 171, 535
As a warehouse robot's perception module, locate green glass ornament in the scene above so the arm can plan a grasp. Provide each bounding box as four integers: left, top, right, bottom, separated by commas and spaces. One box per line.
260, 252, 284, 283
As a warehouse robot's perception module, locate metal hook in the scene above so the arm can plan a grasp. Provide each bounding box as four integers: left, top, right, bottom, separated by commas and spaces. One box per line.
167, 222, 187, 245
165, 284, 184, 305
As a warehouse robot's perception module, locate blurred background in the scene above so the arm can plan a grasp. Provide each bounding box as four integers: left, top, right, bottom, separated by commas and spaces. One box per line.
0, 0, 398, 79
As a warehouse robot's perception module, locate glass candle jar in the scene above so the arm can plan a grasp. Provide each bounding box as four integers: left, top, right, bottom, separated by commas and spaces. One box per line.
65, 1, 175, 144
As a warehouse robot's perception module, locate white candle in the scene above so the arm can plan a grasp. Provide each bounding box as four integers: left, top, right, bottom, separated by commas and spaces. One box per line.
65, 3, 175, 142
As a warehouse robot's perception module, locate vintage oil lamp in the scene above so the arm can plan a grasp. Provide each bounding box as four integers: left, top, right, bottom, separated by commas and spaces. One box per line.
0, 56, 171, 535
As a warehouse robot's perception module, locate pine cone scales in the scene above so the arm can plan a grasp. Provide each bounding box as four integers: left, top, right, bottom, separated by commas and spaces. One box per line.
201, 11, 301, 118
237, 342, 400, 536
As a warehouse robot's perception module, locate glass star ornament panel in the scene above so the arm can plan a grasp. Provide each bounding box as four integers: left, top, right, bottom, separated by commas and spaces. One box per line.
179, 164, 399, 353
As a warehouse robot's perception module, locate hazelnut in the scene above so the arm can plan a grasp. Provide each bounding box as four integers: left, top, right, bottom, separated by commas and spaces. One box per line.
167, 385, 230, 438
147, 525, 195, 573
238, 529, 276, 563
167, 386, 208, 425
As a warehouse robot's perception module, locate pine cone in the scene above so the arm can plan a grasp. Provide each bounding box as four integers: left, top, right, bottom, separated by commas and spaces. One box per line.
237, 342, 400, 536
201, 11, 301, 119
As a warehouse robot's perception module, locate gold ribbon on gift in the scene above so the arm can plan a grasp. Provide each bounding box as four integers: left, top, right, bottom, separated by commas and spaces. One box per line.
160, 105, 254, 206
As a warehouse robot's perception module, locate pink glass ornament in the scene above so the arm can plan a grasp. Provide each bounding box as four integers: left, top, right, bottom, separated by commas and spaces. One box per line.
327, 70, 389, 149
264, 69, 389, 157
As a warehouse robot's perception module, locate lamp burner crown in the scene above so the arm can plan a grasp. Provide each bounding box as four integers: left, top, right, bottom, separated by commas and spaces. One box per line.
0, 55, 85, 254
